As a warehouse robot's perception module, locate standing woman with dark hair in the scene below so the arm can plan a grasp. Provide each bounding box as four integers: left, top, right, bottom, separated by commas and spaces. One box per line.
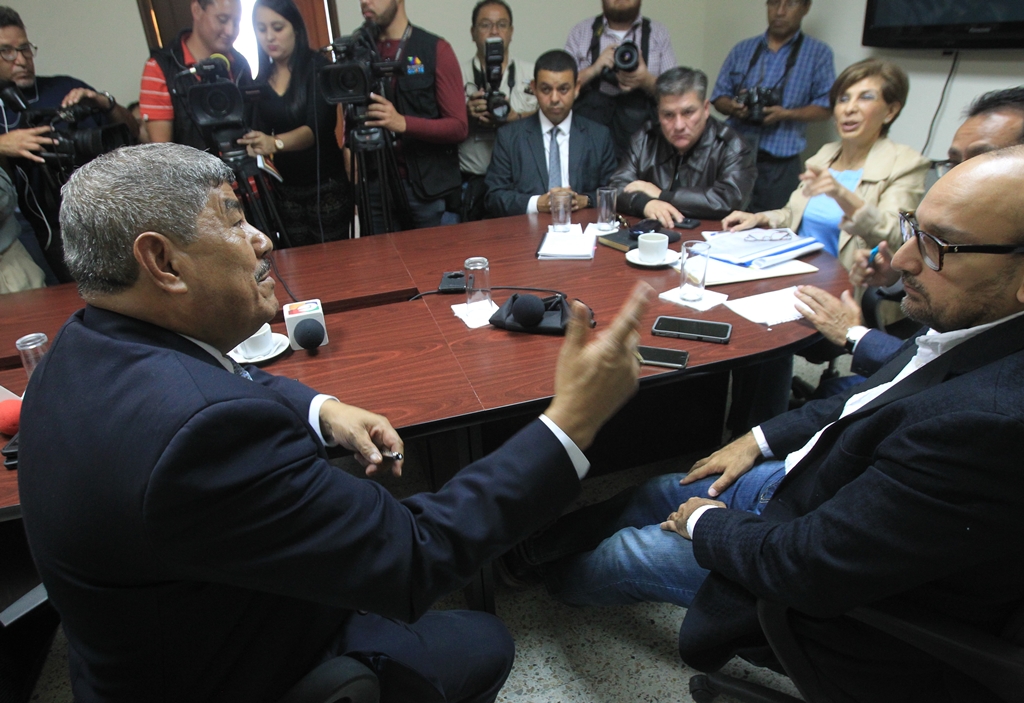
238, 0, 352, 246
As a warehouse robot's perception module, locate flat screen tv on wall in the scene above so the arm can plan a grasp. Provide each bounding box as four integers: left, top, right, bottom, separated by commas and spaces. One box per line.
863, 0, 1024, 49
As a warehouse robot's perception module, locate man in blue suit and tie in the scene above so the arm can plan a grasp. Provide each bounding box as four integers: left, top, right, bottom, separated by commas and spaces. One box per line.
484, 49, 617, 217
17, 142, 654, 703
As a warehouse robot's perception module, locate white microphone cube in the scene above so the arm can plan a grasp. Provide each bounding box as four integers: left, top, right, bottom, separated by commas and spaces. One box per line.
284, 299, 329, 350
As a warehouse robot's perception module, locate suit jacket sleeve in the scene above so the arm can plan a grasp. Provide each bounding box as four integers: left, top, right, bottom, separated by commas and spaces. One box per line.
851, 330, 905, 377
143, 402, 580, 623
691, 410, 1024, 619
657, 134, 756, 220
484, 123, 532, 217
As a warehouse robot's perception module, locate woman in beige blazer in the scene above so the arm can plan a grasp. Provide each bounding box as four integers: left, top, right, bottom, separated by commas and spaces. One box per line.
723, 59, 929, 272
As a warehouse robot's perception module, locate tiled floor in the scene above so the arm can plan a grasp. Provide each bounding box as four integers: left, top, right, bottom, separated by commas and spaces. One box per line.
29, 358, 839, 702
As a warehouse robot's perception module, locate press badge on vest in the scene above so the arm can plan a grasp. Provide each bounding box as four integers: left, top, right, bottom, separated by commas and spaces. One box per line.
406, 57, 425, 74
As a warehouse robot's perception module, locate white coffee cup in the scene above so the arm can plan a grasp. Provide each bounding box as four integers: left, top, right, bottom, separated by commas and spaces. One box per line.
238, 323, 274, 359
637, 232, 669, 263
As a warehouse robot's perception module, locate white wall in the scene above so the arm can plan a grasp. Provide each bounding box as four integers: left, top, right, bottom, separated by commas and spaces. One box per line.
701, 0, 1024, 160
14, 0, 1024, 160
11, 0, 151, 109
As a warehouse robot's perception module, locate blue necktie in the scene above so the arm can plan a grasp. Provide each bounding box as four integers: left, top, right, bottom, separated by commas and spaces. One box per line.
229, 358, 253, 381
548, 126, 561, 190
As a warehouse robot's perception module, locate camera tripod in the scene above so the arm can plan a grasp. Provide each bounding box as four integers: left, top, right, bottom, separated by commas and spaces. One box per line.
219, 146, 292, 249
344, 105, 411, 236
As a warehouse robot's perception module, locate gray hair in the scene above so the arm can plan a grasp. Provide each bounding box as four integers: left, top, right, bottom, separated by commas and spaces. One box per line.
61, 143, 234, 296
654, 66, 709, 103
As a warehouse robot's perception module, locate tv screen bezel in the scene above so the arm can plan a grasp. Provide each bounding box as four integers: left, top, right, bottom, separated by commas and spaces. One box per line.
863, 0, 1024, 50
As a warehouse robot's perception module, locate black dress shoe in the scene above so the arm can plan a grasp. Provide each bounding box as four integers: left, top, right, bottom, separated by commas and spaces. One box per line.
492, 544, 543, 589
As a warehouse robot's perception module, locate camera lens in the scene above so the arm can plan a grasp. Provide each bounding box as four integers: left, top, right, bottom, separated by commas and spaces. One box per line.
613, 42, 640, 72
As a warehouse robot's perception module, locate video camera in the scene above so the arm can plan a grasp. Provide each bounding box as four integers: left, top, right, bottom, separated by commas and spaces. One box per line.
0, 79, 130, 188
319, 21, 399, 107
177, 55, 253, 162
481, 37, 510, 123
734, 86, 782, 126
600, 40, 641, 84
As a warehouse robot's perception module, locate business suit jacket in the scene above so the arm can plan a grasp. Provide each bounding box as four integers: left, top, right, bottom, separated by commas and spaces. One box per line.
18, 306, 582, 703
610, 117, 756, 221
678, 313, 1024, 702
484, 112, 617, 217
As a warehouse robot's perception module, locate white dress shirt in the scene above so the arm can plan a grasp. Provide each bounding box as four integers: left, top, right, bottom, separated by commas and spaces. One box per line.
527, 110, 573, 214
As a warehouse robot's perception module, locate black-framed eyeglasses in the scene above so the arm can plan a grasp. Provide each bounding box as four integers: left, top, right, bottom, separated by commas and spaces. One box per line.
0, 43, 36, 62
899, 211, 1024, 272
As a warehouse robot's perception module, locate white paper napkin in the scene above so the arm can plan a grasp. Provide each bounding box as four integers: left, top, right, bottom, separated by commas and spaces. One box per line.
659, 287, 729, 312
452, 300, 500, 328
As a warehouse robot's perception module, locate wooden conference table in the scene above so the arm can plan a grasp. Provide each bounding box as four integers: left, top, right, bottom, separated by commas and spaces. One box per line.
0, 211, 848, 524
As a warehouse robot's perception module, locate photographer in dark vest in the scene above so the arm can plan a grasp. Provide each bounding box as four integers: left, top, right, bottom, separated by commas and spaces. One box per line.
361, 0, 468, 231
565, 0, 676, 155
140, 0, 254, 149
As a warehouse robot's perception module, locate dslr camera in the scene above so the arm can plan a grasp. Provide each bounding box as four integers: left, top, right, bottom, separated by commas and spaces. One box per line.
481, 37, 510, 123
319, 21, 399, 107
600, 40, 641, 84
734, 86, 783, 126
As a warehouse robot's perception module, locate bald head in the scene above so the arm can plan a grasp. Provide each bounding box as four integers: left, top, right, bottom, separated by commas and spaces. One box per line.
893, 145, 1024, 332
927, 145, 1024, 245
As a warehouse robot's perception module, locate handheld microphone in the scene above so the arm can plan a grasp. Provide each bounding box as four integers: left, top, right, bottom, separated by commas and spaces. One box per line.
284, 299, 330, 351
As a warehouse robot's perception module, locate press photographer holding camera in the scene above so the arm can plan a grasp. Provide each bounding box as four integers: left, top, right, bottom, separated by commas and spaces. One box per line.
458, 0, 536, 221
0, 6, 136, 285
565, 0, 677, 155
711, 0, 834, 211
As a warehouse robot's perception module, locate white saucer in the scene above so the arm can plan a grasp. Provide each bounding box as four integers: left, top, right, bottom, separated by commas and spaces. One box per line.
228, 333, 290, 365
625, 248, 681, 268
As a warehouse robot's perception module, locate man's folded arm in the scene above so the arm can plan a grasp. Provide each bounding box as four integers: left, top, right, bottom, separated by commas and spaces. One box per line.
659, 142, 757, 219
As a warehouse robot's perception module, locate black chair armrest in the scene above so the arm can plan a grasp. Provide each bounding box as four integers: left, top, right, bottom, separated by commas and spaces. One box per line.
275, 655, 379, 703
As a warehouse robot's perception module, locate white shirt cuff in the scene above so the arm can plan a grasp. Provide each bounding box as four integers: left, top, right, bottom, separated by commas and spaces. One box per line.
846, 325, 870, 352
309, 394, 338, 446
751, 426, 774, 459
539, 414, 590, 479
527, 195, 540, 214
686, 504, 721, 539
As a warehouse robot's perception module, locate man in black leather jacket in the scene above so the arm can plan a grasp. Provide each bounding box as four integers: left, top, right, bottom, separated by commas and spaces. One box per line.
611, 66, 756, 226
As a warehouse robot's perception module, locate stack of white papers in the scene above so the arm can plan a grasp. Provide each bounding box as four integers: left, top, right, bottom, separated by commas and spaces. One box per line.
724, 286, 804, 326
672, 257, 819, 286
702, 229, 823, 267
537, 224, 595, 260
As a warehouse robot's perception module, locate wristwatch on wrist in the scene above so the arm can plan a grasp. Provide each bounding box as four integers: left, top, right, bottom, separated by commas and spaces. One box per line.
274, 138, 285, 152
100, 91, 117, 113
844, 325, 869, 354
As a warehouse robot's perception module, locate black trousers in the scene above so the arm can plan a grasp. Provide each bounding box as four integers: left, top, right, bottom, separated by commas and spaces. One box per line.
321, 609, 515, 703
748, 152, 803, 213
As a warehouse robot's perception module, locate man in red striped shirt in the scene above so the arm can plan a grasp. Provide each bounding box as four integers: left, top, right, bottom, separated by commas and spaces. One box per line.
139, 0, 252, 148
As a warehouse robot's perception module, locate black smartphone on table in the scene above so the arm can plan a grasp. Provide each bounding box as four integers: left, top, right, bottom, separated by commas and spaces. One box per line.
637, 346, 689, 369
651, 316, 732, 344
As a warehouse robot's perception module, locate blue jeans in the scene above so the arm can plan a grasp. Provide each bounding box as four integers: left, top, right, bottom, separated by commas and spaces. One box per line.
541, 460, 786, 608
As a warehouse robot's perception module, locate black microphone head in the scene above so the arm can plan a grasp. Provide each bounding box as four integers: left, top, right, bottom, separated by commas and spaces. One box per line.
511, 294, 545, 327
294, 318, 325, 350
